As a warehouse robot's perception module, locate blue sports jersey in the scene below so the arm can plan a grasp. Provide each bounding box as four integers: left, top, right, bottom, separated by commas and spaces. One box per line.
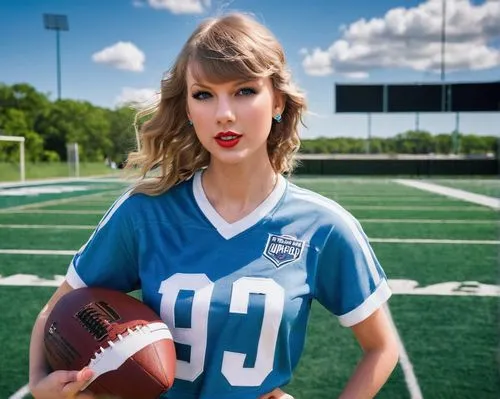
66, 171, 391, 399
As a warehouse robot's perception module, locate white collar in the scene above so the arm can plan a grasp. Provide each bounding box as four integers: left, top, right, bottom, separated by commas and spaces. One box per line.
192, 170, 286, 240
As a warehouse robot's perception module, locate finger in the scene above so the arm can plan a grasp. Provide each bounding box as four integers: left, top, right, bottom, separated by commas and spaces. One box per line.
61, 367, 94, 396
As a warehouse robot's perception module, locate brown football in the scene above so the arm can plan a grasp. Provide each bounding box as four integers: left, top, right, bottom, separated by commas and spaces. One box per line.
44, 287, 176, 399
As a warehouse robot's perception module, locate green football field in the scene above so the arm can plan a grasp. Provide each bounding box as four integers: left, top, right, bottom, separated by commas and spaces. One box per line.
0, 177, 498, 398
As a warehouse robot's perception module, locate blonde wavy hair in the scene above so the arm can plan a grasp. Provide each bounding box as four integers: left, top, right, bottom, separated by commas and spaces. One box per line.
126, 12, 307, 195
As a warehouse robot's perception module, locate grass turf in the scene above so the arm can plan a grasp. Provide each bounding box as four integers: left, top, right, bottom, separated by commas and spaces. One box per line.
0, 177, 498, 398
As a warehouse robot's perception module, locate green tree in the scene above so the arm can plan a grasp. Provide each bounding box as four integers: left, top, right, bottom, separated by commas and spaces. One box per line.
0, 108, 44, 162
36, 100, 111, 161
106, 106, 137, 163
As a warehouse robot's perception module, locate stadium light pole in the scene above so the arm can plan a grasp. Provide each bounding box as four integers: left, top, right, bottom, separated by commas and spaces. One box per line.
440, 0, 446, 82
441, 0, 460, 154
43, 14, 69, 100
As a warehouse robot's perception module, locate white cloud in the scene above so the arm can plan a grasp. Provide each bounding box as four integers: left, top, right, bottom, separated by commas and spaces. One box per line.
92, 42, 145, 72
301, 0, 500, 77
137, 0, 210, 14
115, 87, 159, 108
343, 72, 369, 79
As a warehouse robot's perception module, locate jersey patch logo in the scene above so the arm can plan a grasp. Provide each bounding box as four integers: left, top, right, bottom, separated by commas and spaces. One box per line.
263, 234, 305, 268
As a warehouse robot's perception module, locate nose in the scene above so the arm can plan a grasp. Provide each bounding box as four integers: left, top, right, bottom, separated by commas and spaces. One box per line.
215, 97, 235, 125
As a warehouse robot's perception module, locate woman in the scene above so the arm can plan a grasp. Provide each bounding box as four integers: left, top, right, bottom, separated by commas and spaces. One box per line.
29, 12, 398, 399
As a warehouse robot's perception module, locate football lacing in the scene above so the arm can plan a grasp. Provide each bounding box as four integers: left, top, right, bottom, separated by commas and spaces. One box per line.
75, 307, 111, 341
90, 325, 153, 361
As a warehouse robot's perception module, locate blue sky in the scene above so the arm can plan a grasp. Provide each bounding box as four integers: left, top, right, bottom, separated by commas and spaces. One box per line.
1, 0, 499, 139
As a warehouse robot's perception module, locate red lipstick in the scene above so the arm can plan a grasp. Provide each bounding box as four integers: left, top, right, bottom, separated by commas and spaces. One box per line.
214, 131, 242, 148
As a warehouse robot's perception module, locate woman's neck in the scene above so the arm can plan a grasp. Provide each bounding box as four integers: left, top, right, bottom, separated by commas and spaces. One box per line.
201, 160, 278, 224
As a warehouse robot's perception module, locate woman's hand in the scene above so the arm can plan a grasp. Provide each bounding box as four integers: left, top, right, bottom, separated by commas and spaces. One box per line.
258, 387, 294, 399
30, 367, 95, 399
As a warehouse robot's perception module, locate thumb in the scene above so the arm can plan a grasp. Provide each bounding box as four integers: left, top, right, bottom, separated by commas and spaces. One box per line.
61, 367, 94, 395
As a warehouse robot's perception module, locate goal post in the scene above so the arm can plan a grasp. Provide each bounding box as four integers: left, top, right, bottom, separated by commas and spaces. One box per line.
66, 142, 80, 178
0, 135, 25, 182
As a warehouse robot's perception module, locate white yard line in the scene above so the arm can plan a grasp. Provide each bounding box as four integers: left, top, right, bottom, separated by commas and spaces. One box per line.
0, 210, 104, 215
384, 304, 423, 399
395, 179, 500, 210
371, 238, 499, 245
0, 224, 94, 229
1, 237, 498, 258
360, 219, 497, 224
347, 205, 488, 211
0, 221, 492, 230
0, 175, 124, 189
0, 220, 494, 229
0, 191, 117, 213
0, 249, 76, 255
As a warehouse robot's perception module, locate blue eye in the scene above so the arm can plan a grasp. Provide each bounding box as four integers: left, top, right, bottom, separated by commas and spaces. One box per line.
192, 91, 211, 100
237, 88, 256, 96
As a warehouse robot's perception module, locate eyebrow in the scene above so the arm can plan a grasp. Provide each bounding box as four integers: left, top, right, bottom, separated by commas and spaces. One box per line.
190, 78, 258, 90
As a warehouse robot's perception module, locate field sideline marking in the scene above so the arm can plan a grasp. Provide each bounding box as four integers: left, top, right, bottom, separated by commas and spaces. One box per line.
384, 304, 423, 399
395, 179, 500, 210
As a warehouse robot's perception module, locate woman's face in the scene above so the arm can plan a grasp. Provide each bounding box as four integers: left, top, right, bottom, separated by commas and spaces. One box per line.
186, 65, 282, 168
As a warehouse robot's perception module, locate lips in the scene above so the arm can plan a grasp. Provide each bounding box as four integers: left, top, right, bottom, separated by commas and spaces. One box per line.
214, 131, 242, 148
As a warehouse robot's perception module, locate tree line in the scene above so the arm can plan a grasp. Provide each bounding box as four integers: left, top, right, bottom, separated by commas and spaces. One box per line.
0, 83, 137, 163
0, 83, 497, 164
300, 131, 498, 156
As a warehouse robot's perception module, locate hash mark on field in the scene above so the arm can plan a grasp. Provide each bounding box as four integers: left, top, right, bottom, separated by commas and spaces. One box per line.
384, 304, 423, 399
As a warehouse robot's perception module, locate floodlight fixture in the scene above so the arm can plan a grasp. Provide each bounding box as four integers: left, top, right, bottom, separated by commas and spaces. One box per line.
43, 14, 69, 100
43, 14, 69, 31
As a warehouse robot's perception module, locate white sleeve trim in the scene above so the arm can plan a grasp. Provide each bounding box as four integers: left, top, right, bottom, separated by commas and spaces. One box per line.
337, 279, 392, 327
65, 262, 88, 289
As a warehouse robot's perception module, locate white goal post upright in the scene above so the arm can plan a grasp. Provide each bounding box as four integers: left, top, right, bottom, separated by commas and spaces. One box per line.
66, 142, 80, 178
0, 135, 25, 182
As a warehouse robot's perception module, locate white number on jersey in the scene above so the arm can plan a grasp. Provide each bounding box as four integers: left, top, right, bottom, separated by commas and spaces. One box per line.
158, 274, 285, 386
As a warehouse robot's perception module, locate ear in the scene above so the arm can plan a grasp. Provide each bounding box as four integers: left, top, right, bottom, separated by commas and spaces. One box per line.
273, 90, 285, 116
